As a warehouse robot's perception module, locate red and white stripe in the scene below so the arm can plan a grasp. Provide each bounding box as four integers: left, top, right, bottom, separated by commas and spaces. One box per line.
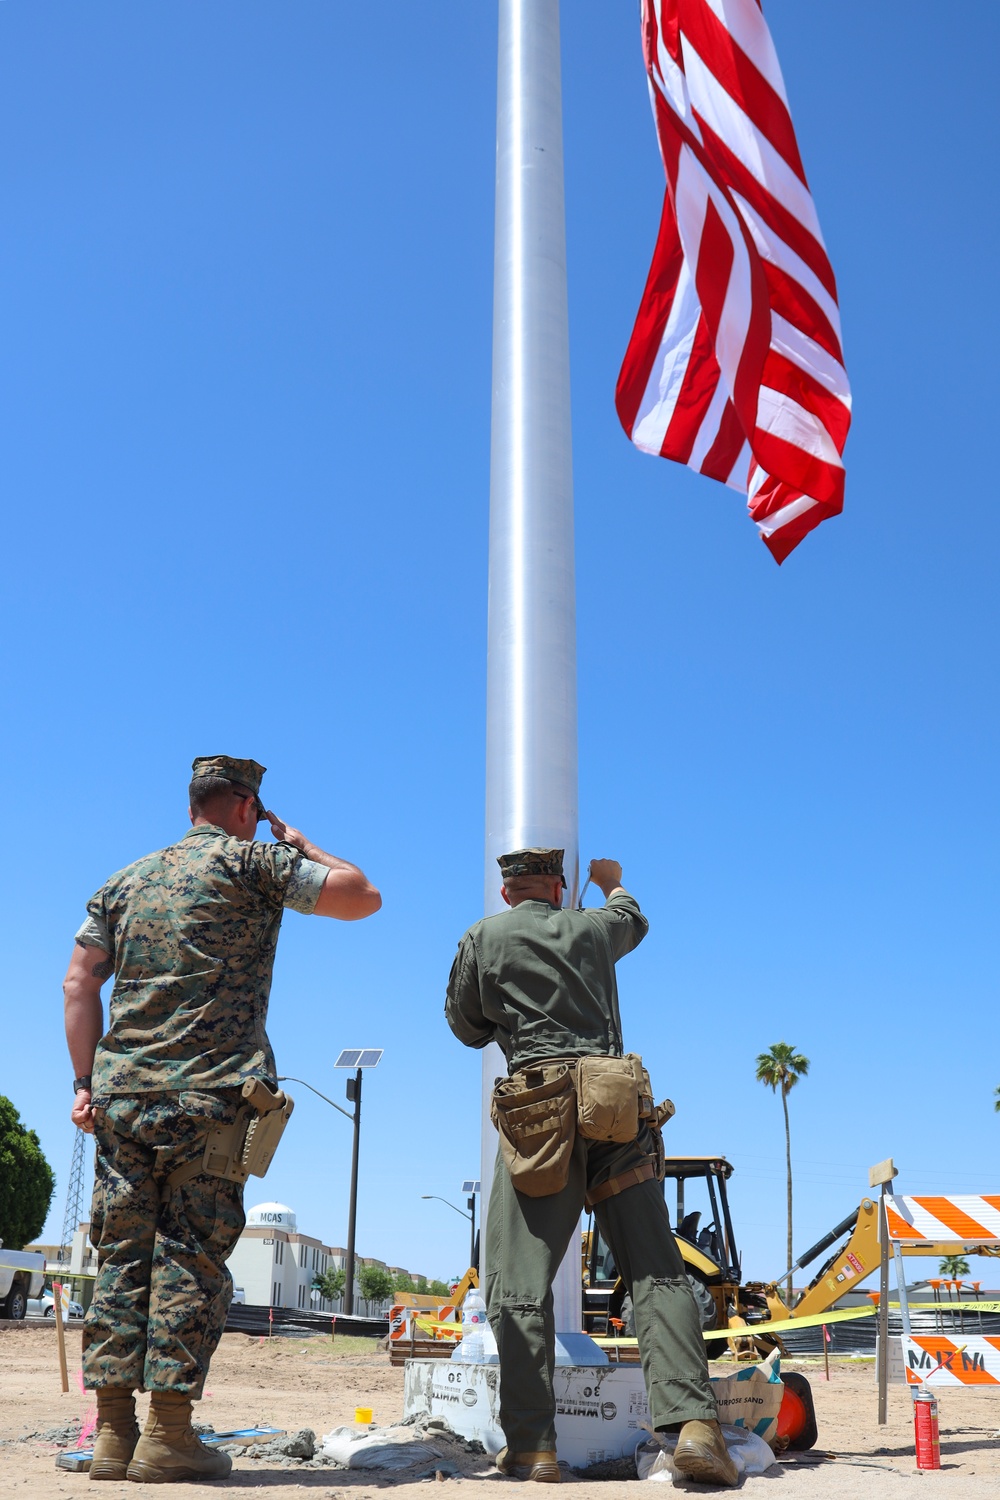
616, 0, 851, 563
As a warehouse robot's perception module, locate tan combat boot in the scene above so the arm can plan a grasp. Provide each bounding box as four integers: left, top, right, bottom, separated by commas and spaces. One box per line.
495, 1447, 561, 1483
89, 1389, 140, 1481
126, 1390, 232, 1483
672, 1420, 739, 1487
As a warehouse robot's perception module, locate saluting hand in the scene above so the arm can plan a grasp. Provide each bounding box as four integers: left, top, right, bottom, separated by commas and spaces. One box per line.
264, 811, 308, 853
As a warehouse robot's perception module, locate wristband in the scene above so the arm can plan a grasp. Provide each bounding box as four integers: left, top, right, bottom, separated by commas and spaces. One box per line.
73, 1075, 92, 1094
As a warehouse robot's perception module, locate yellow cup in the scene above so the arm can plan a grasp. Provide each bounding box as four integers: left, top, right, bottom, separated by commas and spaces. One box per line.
355, 1407, 373, 1425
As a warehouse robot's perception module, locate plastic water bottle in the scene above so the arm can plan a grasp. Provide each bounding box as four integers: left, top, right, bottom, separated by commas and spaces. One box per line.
457, 1290, 488, 1363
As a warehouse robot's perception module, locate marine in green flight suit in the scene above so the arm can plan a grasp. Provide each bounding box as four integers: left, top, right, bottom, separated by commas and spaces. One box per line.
446, 850, 736, 1487
63, 755, 381, 1482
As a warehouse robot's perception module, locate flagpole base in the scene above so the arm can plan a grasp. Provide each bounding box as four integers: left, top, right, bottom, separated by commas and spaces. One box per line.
554, 1331, 608, 1365
404, 1358, 647, 1469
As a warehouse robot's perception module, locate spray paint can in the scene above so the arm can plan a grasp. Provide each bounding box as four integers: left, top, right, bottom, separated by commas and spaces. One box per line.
913, 1387, 940, 1470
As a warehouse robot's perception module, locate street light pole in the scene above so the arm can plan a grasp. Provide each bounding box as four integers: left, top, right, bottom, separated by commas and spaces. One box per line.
344, 1067, 362, 1316
422, 1194, 478, 1272
281, 1052, 382, 1319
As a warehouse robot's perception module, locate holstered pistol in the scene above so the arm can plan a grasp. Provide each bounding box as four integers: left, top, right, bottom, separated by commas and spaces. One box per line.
201, 1079, 295, 1184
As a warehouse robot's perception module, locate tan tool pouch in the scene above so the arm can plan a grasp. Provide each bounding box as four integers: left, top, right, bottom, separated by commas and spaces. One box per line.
575, 1053, 646, 1142
162, 1079, 295, 1200
491, 1063, 577, 1198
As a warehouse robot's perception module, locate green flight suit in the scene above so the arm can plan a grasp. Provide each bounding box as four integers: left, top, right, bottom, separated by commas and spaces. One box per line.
446, 893, 717, 1454
76, 823, 327, 1393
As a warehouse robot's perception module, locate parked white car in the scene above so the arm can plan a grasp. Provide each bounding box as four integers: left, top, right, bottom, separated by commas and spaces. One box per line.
28, 1290, 85, 1319
0, 1244, 46, 1321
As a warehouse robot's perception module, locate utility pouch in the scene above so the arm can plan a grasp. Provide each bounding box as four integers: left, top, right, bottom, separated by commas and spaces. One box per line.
491, 1064, 577, 1197
201, 1079, 295, 1186
575, 1053, 644, 1142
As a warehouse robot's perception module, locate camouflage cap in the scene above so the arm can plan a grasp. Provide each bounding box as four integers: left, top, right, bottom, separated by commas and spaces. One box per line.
497, 847, 567, 888
190, 756, 267, 820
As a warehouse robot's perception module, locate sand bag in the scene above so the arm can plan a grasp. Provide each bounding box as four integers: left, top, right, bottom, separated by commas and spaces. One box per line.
320, 1425, 443, 1470
709, 1347, 784, 1446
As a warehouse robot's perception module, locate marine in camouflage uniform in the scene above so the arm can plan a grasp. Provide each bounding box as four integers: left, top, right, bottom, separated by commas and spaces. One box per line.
445, 850, 735, 1488
63, 756, 380, 1481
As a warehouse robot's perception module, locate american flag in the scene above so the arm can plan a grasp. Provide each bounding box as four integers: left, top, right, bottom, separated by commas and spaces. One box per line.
616, 0, 851, 563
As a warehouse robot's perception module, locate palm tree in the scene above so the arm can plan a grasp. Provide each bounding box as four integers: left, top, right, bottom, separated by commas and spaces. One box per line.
994, 1086, 1000, 1113
939, 1254, 969, 1281
755, 1042, 810, 1305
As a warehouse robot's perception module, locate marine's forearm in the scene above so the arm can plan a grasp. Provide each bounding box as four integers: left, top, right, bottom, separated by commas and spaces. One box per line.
63, 982, 104, 1077
63, 942, 111, 1078
310, 849, 382, 919
295, 840, 358, 874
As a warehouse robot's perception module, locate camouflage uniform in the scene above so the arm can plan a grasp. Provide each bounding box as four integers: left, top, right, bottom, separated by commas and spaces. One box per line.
445, 849, 717, 1454
78, 758, 327, 1393
87, 1093, 246, 1395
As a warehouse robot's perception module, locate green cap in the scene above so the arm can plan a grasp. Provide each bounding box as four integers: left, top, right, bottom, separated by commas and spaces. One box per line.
497, 847, 567, 888
191, 756, 267, 821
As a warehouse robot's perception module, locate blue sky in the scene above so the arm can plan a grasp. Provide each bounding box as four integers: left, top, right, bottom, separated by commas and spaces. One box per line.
2, 2, 997, 1291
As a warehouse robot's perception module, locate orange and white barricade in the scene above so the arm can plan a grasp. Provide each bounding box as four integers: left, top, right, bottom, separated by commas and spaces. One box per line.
389, 1303, 463, 1344
883, 1193, 1000, 1391
902, 1335, 1000, 1387
885, 1196, 1000, 1246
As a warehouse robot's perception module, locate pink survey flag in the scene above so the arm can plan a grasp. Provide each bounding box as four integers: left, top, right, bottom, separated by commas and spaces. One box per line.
616, 0, 851, 563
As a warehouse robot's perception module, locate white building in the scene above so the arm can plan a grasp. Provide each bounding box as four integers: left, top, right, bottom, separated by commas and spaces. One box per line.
225, 1202, 410, 1313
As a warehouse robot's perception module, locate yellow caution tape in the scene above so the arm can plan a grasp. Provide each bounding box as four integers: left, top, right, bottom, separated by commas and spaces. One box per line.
308, 1299, 990, 1345
414, 1301, 999, 1347
907, 1301, 1000, 1314
595, 1301, 1000, 1346
595, 1307, 873, 1345
413, 1317, 463, 1337
718, 1306, 876, 1338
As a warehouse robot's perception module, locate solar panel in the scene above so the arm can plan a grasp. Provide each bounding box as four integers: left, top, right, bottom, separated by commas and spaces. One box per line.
461, 1180, 481, 1195
334, 1048, 383, 1069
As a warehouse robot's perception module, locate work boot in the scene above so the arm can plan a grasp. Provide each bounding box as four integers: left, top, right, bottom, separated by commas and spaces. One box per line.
89, 1389, 140, 1481
672, 1420, 738, 1487
495, 1447, 560, 1483
126, 1390, 232, 1483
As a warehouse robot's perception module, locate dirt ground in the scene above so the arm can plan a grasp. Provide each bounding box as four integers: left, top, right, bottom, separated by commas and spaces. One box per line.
3, 1324, 1000, 1498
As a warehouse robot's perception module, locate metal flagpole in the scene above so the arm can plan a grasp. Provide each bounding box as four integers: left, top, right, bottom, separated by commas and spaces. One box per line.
480, 0, 592, 1353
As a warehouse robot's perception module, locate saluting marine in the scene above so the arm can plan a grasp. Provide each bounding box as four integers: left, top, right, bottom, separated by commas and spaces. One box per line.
446, 849, 737, 1487
63, 756, 380, 1483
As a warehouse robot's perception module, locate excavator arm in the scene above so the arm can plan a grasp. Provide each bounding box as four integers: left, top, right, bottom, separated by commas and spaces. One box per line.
763, 1200, 1000, 1324
767, 1198, 881, 1320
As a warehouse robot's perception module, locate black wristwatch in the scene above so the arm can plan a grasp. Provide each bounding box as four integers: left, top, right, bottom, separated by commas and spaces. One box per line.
73, 1075, 92, 1094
